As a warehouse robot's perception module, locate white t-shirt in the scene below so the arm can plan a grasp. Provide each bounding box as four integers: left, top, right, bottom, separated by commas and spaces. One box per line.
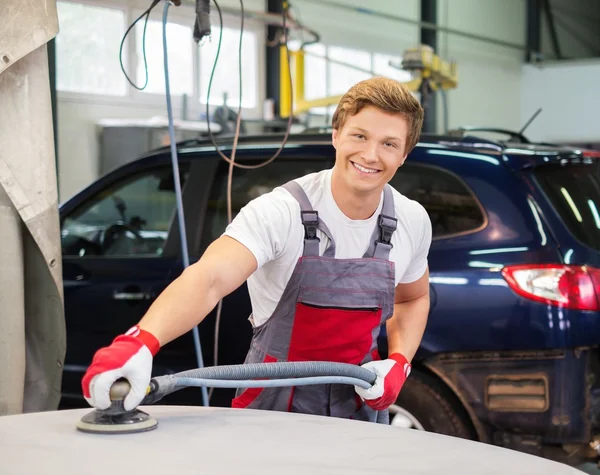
223, 168, 432, 327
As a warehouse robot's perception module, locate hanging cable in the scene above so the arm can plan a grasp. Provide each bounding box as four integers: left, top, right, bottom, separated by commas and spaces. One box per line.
162, 0, 209, 407
206, 0, 294, 171
205, 0, 294, 402
119, 0, 161, 91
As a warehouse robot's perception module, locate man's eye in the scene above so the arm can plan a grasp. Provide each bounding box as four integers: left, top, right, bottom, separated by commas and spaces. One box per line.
384, 142, 396, 148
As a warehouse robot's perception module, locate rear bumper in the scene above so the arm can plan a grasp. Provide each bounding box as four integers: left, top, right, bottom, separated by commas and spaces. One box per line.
424, 347, 600, 447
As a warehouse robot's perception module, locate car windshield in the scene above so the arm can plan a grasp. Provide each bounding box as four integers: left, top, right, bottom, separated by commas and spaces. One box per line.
533, 160, 600, 252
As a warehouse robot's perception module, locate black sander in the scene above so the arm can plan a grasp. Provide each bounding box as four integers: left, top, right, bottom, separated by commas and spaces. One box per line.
76, 379, 158, 435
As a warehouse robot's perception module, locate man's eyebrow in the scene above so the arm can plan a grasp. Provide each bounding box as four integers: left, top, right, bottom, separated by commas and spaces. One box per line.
349, 126, 404, 143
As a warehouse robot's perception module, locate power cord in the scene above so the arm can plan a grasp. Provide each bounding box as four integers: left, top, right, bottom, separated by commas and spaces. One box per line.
205, 0, 295, 401
162, 0, 209, 407
119, 0, 161, 91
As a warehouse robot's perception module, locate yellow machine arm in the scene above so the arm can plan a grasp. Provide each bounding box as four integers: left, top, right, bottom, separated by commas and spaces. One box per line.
279, 44, 458, 118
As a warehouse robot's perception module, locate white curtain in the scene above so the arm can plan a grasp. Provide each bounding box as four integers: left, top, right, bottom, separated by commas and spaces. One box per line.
0, 0, 65, 415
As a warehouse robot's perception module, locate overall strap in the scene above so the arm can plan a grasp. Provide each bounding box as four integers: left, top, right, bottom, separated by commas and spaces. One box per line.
364, 184, 397, 260
281, 181, 336, 257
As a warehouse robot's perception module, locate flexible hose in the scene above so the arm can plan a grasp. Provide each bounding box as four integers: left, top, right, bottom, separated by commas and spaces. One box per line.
143, 361, 377, 404
140, 361, 388, 424
162, 0, 209, 407
175, 376, 371, 390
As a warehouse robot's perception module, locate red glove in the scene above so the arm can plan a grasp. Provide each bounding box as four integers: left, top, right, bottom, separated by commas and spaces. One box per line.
81, 325, 160, 411
354, 353, 411, 411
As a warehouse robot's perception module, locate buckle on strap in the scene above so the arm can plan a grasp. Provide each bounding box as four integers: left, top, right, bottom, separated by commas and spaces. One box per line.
378, 214, 397, 244
301, 210, 319, 240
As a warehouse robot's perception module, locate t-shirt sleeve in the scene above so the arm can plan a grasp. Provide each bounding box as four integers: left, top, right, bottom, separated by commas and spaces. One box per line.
221, 189, 295, 269
399, 204, 433, 284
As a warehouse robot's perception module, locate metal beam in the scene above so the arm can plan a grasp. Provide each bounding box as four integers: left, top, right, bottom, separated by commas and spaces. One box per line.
299, 0, 526, 52
526, 0, 542, 62
542, 0, 562, 59
420, 0, 437, 134
266, 0, 283, 116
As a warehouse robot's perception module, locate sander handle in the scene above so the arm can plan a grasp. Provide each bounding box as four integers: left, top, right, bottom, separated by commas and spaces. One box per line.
105, 378, 158, 411
108, 378, 132, 401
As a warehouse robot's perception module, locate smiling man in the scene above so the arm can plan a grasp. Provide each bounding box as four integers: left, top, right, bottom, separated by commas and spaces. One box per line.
81, 77, 432, 423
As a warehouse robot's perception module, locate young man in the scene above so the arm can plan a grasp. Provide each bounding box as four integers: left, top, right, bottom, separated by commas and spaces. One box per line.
82, 76, 432, 422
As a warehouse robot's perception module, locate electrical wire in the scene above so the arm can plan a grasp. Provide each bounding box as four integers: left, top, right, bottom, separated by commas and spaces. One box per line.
119, 0, 161, 91
205, 0, 295, 401
162, 0, 209, 407
205, 0, 294, 172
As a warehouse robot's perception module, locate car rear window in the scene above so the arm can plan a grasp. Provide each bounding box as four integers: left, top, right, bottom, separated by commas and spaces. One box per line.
534, 161, 600, 251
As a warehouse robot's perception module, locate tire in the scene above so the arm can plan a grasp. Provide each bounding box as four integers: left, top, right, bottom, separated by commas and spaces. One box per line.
389, 369, 476, 440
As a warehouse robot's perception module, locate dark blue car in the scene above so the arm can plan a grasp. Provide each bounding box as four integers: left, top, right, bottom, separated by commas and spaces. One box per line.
59, 129, 600, 465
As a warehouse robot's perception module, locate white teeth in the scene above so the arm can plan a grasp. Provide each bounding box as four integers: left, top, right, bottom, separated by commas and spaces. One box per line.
352, 162, 378, 174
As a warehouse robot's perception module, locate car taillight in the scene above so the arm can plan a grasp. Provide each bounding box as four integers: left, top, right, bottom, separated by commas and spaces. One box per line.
583, 150, 600, 158
501, 264, 600, 311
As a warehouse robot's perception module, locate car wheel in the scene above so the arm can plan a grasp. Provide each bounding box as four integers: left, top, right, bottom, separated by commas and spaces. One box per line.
389, 369, 476, 439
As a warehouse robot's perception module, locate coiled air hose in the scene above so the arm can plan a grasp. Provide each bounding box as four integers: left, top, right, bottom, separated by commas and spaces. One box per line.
140, 361, 388, 424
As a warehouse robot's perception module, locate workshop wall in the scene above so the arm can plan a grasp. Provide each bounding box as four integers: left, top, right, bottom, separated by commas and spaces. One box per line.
520, 59, 600, 144
436, 0, 527, 134
290, 0, 420, 56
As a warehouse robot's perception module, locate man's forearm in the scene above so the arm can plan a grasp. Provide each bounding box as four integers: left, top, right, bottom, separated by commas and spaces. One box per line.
386, 293, 430, 362
136, 236, 258, 348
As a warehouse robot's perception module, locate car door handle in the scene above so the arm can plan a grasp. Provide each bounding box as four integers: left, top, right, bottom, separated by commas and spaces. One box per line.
113, 292, 151, 301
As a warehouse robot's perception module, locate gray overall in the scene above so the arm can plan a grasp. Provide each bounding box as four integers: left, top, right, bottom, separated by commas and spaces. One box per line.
232, 179, 398, 423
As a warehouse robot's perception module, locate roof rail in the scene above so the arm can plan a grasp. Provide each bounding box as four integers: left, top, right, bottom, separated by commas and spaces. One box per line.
447, 126, 530, 144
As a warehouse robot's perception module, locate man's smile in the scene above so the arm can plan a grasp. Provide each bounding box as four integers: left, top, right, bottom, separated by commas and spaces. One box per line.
351, 161, 381, 175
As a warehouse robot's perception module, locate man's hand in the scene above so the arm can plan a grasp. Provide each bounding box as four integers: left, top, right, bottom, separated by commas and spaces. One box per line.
355, 353, 411, 410
81, 326, 160, 411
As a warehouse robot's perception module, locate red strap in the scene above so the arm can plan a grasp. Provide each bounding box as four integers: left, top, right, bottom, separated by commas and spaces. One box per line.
124, 325, 160, 356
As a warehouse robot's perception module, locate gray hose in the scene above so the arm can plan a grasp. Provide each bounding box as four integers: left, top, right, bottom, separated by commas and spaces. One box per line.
138, 361, 389, 424
175, 361, 377, 382
175, 376, 371, 390
144, 361, 377, 405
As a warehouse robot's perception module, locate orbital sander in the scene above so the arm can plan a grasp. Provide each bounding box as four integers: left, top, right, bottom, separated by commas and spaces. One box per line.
75, 361, 381, 434
76, 379, 158, 434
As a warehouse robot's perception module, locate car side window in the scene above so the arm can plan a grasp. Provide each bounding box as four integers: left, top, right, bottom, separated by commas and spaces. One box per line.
390, 163, 485, 239
202, 158, 330, 249
61, 165, 189, 257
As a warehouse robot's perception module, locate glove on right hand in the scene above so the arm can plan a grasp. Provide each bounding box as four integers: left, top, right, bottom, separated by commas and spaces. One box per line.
81, 325, 160, 411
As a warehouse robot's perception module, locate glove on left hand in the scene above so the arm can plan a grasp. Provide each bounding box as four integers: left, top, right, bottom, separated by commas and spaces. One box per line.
354, 353, 411, 411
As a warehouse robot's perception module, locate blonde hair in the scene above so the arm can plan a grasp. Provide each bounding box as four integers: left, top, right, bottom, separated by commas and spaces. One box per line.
331, 76, 424, 153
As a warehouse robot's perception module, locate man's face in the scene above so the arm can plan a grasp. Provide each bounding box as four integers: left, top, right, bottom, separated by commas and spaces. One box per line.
332, 105, 410, 195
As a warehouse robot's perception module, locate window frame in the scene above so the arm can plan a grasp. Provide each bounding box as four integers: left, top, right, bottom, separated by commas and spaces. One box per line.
55, 0, 265, 117
293, 41, 414, 120
60, 162, 192, 259
55, 0, 129, 100
128, 4, 199, 105
393, 162, 489, 241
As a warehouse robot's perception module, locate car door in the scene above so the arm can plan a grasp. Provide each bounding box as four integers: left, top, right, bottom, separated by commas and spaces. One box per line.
60, 161, 196, 403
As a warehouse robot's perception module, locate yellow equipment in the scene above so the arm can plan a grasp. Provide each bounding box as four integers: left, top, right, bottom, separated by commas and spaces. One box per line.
279, 44, 458, 118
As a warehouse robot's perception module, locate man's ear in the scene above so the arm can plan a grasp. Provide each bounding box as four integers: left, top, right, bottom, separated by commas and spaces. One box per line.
332, 128, 339, 149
